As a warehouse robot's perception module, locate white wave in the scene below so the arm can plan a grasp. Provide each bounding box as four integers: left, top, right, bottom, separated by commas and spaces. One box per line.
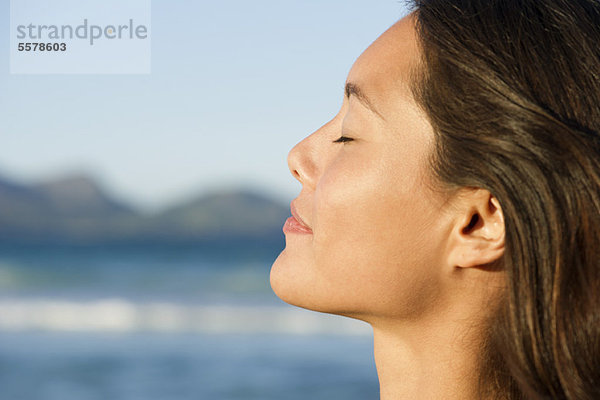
0, 298, 372, 336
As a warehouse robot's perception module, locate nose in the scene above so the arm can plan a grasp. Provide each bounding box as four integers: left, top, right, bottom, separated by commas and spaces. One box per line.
287, 133, 318, 189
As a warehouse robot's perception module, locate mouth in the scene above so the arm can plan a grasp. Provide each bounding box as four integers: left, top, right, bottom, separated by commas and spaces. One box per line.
283, 202, 313, 234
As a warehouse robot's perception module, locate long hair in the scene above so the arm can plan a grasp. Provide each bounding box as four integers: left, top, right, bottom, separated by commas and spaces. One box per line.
409, 0, 600, 398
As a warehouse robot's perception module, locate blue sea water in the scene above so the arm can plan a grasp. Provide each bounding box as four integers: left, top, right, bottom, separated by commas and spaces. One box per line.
0, 246, 379, 400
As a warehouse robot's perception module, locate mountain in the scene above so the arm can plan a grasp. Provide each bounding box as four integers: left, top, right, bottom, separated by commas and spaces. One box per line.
0, 172, 289, 251
153, 190, 290, 237
31, 173, 135, 218
0, 173, 140, 243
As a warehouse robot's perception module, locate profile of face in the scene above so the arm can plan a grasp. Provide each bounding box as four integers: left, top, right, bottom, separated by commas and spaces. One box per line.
270, 14, 504, 325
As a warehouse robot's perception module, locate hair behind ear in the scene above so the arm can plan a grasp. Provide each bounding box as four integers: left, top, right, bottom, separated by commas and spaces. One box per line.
411, 0, 600, 398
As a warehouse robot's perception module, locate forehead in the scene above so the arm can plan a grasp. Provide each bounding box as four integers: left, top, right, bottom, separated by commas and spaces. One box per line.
346, 14, 420, 113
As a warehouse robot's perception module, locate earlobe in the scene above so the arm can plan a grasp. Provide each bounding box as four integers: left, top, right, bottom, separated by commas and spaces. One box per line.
447, 189, 505, 269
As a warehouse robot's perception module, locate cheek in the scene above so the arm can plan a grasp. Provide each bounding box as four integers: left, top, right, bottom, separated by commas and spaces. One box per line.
311, 149, 440, 315
314, 144, 426, 255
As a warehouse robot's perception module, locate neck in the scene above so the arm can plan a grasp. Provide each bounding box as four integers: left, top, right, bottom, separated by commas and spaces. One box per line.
372, 318, 484, 400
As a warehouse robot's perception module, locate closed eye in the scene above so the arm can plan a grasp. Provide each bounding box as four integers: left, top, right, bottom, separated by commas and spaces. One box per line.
332, 136, 354, 143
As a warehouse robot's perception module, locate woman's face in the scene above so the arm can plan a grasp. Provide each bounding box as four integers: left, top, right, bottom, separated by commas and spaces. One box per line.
270, 14, 454, 323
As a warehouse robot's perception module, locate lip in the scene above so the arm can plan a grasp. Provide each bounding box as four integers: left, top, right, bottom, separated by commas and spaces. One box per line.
284, 202, 313, 234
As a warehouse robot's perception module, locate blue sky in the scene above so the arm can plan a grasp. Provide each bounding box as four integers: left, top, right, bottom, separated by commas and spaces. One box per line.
0, 1, 408, 211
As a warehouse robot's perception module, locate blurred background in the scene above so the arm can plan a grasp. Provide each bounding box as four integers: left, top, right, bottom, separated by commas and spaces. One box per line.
0, 1, 407, 399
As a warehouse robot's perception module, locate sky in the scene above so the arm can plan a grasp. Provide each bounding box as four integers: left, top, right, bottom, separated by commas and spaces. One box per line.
0, 0, 409, 212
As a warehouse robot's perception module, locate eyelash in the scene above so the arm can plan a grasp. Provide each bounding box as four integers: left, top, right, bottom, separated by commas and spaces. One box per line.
332, 136, 354, 143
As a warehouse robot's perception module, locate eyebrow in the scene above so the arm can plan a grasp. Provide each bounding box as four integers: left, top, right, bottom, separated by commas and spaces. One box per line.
345, 82, 385, 120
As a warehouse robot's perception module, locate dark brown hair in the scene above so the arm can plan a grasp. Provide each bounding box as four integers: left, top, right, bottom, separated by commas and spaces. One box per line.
409, 0, 600, 398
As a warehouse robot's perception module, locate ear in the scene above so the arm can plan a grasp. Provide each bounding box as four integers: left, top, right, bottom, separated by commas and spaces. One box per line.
446, 188, 505, 269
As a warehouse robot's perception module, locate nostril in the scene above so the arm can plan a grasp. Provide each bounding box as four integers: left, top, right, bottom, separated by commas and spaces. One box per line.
288, 151, 304, 183
292, 168, 301, 181
287, 140, 314, 187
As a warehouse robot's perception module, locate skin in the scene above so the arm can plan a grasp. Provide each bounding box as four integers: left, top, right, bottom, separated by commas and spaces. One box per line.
270, 13, 506, 400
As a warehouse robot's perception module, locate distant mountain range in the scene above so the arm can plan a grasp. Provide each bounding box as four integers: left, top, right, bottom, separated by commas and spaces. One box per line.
0, 172, 290, 253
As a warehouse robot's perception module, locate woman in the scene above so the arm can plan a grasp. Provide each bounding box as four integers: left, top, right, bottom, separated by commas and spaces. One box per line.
270, 0, 600, 398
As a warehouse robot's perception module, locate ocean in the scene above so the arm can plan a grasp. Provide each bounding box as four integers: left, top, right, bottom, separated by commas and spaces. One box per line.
0, 245, 379, 400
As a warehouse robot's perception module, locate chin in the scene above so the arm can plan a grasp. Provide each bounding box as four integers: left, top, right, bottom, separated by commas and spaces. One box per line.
270, 251, 320, 309
270, 250, 359, 316
269, 250, 304, 306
